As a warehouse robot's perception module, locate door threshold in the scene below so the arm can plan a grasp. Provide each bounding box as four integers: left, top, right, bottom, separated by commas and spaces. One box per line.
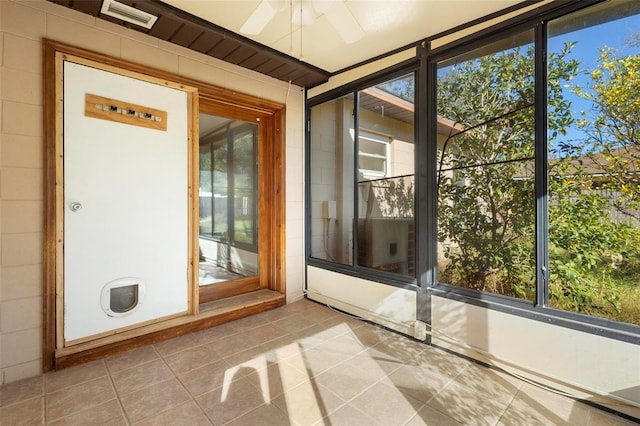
199, 288, 282, 313
54, 289, 285, 370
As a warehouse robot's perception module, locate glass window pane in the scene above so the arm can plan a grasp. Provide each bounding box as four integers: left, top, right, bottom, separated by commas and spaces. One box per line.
309, 94, 355, 265
548, 1, 640, 324
436, 30, 536, 300
232, 127, 257, 246
357, 74, 415, 277
359, 131, 389, 179
199, 143, 213, 235
212, 138, 228, 238
198, 114, 259, 285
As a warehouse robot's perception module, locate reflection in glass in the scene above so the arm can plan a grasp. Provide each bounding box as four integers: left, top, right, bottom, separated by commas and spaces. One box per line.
232, 129, 256, 246
357, 74, 416, 277
199, 114, 258, 286
212, 139, 228, 238
199, 143, 213, 235
309, 94, 356, 265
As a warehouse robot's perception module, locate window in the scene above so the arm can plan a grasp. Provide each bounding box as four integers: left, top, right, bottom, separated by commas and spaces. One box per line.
231, 127, 257, 246
358, 130, 390, 180
547, 1, 640, 324
431, 0, 640, 329
307, 0, 640, 335
309, 94, 355, 266
309, 73, 416, 279
357, 75, 415, 277
436, 30, 536, 301
428, 0, 640, 330
199, 120, 258, 250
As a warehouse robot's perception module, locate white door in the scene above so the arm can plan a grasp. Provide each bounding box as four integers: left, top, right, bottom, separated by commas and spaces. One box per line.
63, 61, 189, 343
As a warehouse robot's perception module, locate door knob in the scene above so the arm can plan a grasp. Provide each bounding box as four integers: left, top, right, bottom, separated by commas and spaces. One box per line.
69, 202, 83, 212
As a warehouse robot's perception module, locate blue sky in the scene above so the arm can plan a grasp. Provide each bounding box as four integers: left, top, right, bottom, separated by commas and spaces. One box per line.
547, 7, 640, 153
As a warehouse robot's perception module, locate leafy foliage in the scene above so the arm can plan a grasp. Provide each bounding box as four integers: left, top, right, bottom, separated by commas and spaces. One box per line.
437, 43, 550, 299
366, 176, 414, 218
436, 38, 640, 324
549, 47, 640, 321
573, 48, 640, 221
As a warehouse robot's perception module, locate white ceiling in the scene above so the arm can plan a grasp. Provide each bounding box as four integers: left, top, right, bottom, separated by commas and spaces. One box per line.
160, 0, 527, 73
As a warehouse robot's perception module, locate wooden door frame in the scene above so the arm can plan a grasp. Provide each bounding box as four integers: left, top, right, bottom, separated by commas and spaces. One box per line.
43, 39, 286, 371
197, 98, 280, 303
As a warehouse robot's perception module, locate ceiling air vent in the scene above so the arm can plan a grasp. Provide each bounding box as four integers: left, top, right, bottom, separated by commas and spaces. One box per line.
100, 0, 158, 29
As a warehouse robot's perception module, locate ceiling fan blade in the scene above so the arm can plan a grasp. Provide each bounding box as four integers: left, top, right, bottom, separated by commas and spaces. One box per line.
240, 0, 284, 35
312, 0, 364, 44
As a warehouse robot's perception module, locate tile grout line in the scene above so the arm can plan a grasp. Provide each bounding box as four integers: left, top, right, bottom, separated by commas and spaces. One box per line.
41, 375, 46, 425
419, 361, 471, 422
42, 360, 122, 425
262, 306, 359, 424
299, 337, 381, 424
400, 401, 429, 426
155, 339, 214, 425
103, 357, 132, 426
493, 385, 523, 426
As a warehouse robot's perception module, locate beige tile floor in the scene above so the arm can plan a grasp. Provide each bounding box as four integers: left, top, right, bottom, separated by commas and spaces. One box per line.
1, 299, 637, 425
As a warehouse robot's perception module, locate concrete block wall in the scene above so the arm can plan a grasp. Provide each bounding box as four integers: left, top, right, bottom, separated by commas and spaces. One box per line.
0, 0, 305, 384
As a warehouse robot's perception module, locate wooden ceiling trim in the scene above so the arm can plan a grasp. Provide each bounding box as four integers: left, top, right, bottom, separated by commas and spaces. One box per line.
170, 24, 203, 47
189, 32, 225, 54
224, 46, 257, 65
270, 64, 300, 80
46, 0, 330, 88
279, 68, 308, 85
254, 59, 287, 75
73, 0, 101, 15
239, 52, 271, 70
208, 38, 241, 60
149, 15, 182, 40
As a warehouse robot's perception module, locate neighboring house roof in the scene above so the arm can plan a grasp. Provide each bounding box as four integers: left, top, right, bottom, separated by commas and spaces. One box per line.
559, 145, 640, 178
574, 145, 639, 176
360, 86, 464, 137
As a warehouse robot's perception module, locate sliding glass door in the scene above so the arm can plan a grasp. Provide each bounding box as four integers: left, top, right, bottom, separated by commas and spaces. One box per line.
198, 112, 260, 301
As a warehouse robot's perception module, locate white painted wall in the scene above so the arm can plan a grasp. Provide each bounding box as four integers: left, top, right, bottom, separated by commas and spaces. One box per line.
431, 296, 640, 419
306, 266, 416, 336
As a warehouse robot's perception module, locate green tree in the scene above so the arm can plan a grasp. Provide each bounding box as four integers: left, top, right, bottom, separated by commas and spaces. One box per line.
437, 42, 580, 299
574, 48, 640, 221
546, 46, 640, 322
436, 40, 640, 325
378, 75, 415, 103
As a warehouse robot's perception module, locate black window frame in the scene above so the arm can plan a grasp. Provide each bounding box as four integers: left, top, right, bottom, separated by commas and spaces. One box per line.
305, 0, 640, 344
306, 60, 420, 290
